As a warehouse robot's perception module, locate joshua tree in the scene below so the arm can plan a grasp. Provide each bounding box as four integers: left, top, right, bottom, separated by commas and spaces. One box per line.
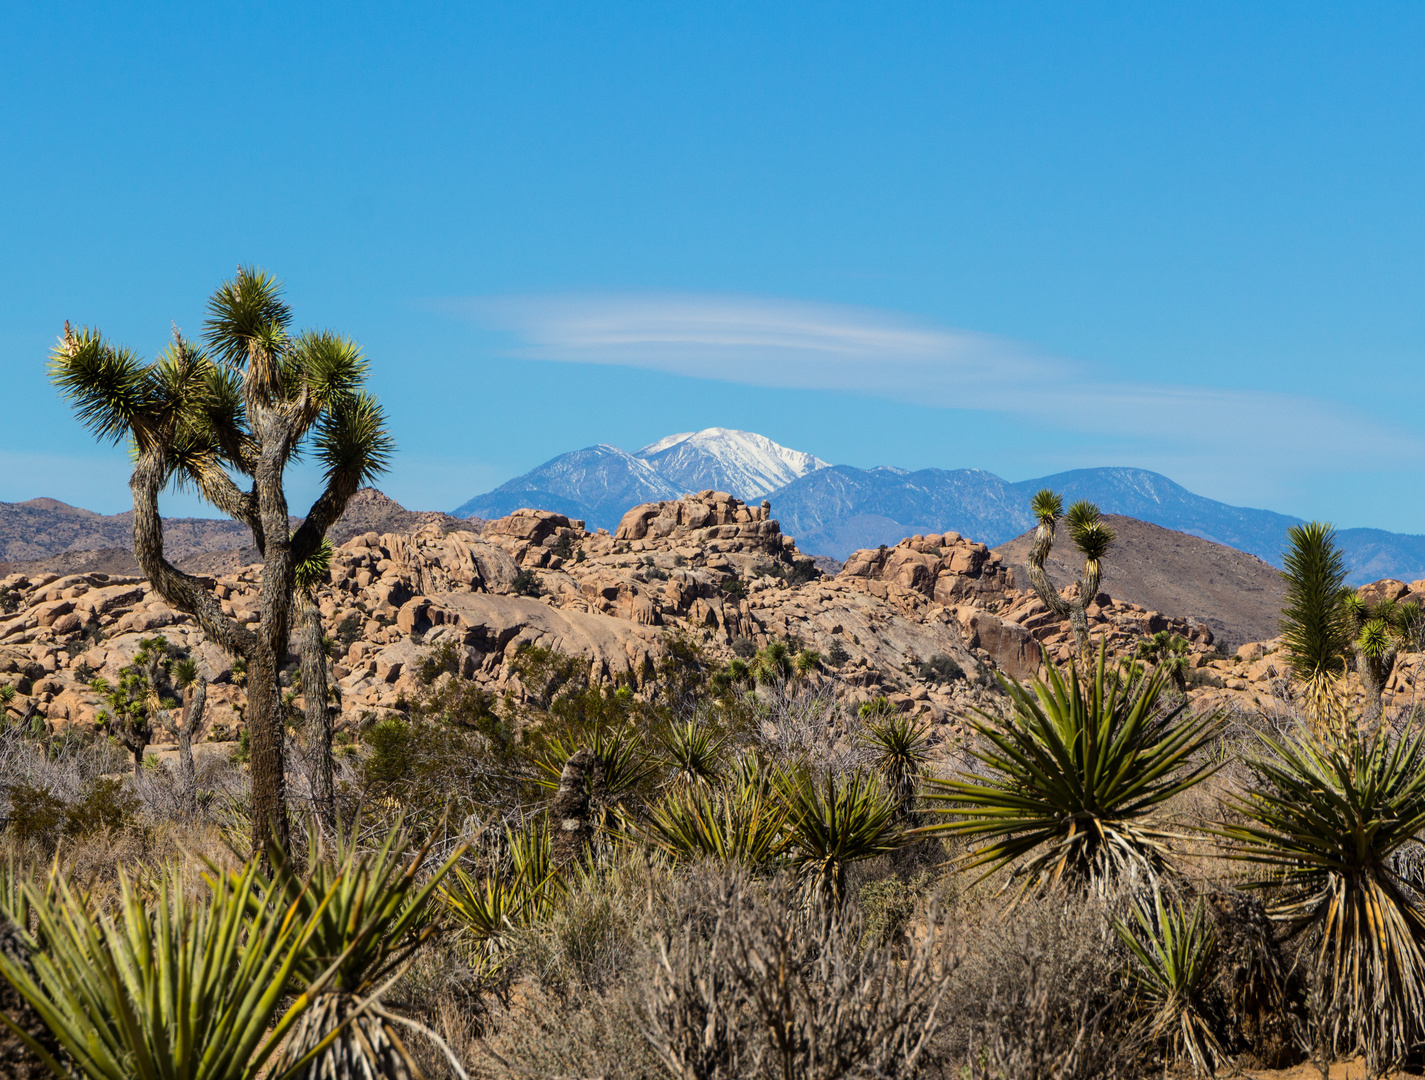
50, 267, 392, 852
296, 538, 337, 824
159, 657, 211, 819
1345, 593, 1422, 731
1279, 522, 1352, 734
1025, 490, 1115, 666
92, 635, 177, 774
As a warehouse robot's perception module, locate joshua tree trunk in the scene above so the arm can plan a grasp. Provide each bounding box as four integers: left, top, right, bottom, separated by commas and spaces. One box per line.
173, 678, 210, 819
553, 748, 597, 868
1359, 646, 1398, 732
300, 591, 335, 824
129, 452, 291, 850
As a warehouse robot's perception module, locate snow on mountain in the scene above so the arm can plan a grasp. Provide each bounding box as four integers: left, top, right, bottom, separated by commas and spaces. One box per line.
635, 428, 830, 501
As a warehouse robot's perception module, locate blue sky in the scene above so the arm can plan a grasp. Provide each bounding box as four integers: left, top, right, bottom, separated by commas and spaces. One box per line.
3, 3, 1423, 530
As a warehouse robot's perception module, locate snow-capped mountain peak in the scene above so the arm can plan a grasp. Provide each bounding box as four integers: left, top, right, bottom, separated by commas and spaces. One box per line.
636, 427, 829, 500
637, 431, 697, 456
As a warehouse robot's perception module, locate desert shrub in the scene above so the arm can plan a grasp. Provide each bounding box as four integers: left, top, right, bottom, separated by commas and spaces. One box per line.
4, 783, 66, 850
916, 652, 965, 684
939, 889, 1133, 1075
359, 717, 522, 823
510, 569, 541, 597
510, 854, 664, 995
643, 871, 953, 1080
64, 777, 137, 839
720, 576, 747, 601
336, 613, 363, 646
731, 636, 757, 659
857, 870, 933, 951
762, 559, 817, 587
509, 645, 588, 709
827, 640, 850, 666
417, 640, 465, 683
552, 532, 575, 560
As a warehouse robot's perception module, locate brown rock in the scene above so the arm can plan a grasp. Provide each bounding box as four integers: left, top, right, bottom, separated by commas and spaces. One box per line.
34, 599, 74, 627
964, 611, 1042, 682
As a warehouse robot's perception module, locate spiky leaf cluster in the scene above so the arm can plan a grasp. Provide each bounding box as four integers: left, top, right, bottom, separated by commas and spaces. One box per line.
1218, 727, 1425, 1062
49, 266, 392, 501
923, 651, 1221, 896
1066, 499, 1114, 562
1279, 522, 1352, 685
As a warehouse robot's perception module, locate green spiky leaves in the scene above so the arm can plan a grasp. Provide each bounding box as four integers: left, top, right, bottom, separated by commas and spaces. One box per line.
314, 391, 393, 490
857, 711, 931, 819
49, 324, 160, 450
1114, 891, 1227, 1075
1280, 522, 1351, 685
294, 537, 334, 595
1217, 726, 1425, 1060
923, 652, 1222, 896
54, 269, 395, 515
203, 266, 292, 369
1030, 488, 1063, 525
1066, 499, 1114, 562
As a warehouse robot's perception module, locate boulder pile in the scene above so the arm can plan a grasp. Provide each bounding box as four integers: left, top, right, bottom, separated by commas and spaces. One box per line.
5, 490, 1412, 764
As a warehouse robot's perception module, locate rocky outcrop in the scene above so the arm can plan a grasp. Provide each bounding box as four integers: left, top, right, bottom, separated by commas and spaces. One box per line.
842, 532, 1016, 606
7, 489, 1375, 759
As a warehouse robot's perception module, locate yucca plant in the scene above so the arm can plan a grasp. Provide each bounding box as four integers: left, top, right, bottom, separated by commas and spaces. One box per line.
641, 761, 790, 868
1217, 725, 1425, 1068
0, 860, 346, 1080
264, 816, 467, 1080
532, 725, 660, 830
657, 721, 729, 787
776, 767, 905, 908
1115, 890, 1226, 1076
1279, 522, 1353, 735
1135, 630, 1192, 693
858, 710, 932, 821
923, 651, 1221, 897
754, 640, 796, 685
441, 818, 560, 975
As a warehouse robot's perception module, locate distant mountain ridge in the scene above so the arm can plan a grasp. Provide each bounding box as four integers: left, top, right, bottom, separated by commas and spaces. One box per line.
453, 432, 1425, 585
453, 428, 826, 525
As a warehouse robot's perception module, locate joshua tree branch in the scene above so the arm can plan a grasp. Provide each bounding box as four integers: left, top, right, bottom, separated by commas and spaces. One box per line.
130, 453, 254, 657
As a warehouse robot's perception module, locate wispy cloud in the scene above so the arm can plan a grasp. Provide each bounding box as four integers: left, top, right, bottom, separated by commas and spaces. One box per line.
449, 292, 1422, 485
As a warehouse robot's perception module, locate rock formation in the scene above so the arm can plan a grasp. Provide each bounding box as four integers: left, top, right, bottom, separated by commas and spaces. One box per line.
6, 489, 1416, 770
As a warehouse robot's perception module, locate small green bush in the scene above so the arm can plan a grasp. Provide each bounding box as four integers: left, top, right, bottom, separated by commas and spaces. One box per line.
5, 776, 137, 851
915, 653, 964, 684
336, 613, 364, 646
